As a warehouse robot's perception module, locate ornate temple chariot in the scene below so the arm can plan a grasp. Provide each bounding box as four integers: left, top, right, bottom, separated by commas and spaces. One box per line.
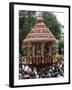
22, 12, 56, 66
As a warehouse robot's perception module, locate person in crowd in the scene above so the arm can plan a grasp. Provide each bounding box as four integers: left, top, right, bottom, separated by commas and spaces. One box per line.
19, 55, 64, 79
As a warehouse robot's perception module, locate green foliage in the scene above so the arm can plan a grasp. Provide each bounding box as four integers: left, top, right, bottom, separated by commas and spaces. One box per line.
58, 39, 64, 54
19, 11, 36, 43
19, 11, 36, 54
43, 12, 61, 39
58, 39, 64, 48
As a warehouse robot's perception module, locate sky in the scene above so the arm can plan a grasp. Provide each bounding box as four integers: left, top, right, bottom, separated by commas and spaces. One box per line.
53, 12, 64, 26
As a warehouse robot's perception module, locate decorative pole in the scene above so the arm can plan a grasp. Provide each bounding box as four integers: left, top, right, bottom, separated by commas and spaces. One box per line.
41, 42, 44, 57
32, 45, 35, 57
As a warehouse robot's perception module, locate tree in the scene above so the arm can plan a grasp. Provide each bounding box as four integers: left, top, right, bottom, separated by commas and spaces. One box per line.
19, 11, 36, 42
58, 39, 64, 55
19, 11, 36, 55
43, 12, 61, 39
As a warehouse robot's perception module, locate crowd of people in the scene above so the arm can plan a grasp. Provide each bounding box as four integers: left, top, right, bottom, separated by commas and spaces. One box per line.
19, 55, 64, 79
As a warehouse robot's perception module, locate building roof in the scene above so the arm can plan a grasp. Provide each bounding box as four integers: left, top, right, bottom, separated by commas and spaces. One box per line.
23, 15, 56, 42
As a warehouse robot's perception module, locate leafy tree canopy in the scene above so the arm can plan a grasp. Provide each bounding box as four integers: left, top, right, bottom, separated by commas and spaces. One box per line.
43, 12, 61, 39
19, 11, 36, 44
